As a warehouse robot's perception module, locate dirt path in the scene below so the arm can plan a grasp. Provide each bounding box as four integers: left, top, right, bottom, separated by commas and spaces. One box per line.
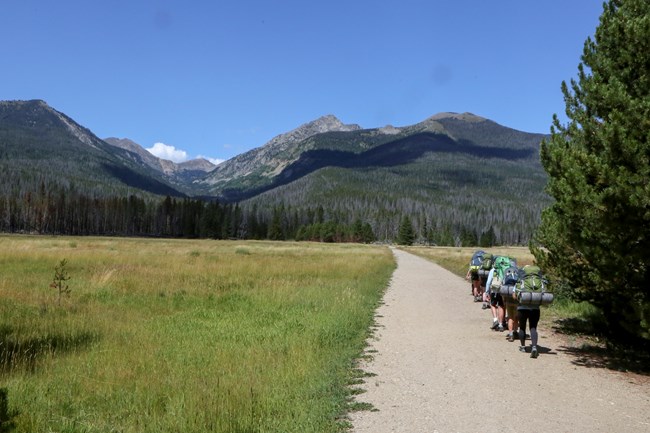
349, 248, 650, 433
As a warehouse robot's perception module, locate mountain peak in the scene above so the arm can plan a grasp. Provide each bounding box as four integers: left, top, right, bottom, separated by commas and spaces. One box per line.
427, 112, 487, 122
1, 99, 103, 150
263, 115, 361, 150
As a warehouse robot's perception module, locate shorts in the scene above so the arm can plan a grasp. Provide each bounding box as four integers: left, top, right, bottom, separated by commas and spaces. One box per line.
489, 293, 504, 308
517, 308, 540, 330
505, 300, 517, 319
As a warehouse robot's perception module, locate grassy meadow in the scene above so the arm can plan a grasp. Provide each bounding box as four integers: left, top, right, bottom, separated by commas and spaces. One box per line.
0, 236, 395, 432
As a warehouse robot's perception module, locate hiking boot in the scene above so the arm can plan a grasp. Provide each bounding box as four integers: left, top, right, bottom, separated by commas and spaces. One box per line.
497, 325, 504, 332
507, 333, 514, 342
530, 347, 539, 359
482, 303, 489, 310
491, 321, 499, 330
519, 346, 527, 353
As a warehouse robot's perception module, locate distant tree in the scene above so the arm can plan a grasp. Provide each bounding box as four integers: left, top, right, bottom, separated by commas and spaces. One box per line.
460, 226, 478, 247
531, 0, 650, 343
360, 222, 375, 244
437, 224, 454, 246
396, 216, 415, 246
479, 226, 496, 247
267, 207, 284, 240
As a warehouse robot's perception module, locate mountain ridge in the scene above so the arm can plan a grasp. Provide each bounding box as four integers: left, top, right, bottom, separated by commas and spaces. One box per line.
0, 99, 550, 244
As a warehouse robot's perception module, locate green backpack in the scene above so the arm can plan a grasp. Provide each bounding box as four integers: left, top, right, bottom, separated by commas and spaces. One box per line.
478, 253, 493, 278
493, 256, 511, 280
480, 253, 493, 271
517, 265, 554, 305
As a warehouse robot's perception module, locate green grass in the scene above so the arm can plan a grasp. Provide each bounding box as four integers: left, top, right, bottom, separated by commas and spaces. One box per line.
0, 236, 395, 432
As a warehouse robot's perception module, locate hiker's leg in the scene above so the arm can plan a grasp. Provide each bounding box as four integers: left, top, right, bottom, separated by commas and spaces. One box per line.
517, 309, 529, 346
506, 301, 518, 334
529, 309, 541, 347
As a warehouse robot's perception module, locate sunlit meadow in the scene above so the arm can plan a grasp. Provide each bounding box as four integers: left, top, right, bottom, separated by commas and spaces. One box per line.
0, 236, 394, 432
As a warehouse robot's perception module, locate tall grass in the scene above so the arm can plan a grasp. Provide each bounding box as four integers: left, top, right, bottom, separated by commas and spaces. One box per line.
0, 236, 394, 432
402, 245, 536, 278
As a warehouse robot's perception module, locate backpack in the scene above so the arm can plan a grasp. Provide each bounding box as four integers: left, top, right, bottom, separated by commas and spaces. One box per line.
490, 272, 503, 292
469, 250, 485, 276
517, 265, 554, 306
493, 256, 511, 278
503, 265, 519, 285
478, 253, 493, 278
470, 250, 485, 267
480, 253, 493, 270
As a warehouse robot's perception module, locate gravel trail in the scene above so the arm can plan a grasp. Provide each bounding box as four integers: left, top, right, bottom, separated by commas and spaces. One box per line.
349, 248, 650, 433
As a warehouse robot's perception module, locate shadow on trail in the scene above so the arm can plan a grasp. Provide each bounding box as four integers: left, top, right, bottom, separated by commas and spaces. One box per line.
556, 344, 650, 375
551, 316, 650, 376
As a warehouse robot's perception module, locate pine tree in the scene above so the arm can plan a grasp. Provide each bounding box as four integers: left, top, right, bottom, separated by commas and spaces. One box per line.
532, 0, 650, 342
396, 216, 415, 246
267, 207, 284, 240
479, 226, 496, 247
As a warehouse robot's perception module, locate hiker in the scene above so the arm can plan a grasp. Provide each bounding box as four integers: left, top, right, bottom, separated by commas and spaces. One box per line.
484, 257, 506, 332
501, 263, 520, 342
466, 250, 486, 302
514, 296, 540, 358
513, 265, 549, 358
476, 252, 493, 309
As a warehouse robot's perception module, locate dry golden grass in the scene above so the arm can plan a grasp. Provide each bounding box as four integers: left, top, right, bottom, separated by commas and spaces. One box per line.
0, 235, 395, 432
401, 245, 536, 278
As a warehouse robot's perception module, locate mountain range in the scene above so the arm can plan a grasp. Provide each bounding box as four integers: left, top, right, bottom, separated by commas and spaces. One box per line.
0, 99, 551, 244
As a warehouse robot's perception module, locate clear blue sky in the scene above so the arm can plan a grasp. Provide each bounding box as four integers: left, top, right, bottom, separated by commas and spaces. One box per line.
2, 0, 604, 164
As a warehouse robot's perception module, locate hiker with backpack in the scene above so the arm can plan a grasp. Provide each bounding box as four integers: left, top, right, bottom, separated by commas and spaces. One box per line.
477, 252, 493, 309
513, 265, 552, 359
466, 250, 486, 303
485, 256, 510, 332
500, 263, 520, 342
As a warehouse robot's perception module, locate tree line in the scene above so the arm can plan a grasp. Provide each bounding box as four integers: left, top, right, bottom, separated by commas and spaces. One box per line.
0, 181, 513, 247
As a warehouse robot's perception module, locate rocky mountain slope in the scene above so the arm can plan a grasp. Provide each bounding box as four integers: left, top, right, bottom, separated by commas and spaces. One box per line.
104, 137, 216, 193
0, 99, 183, 197
0, 99, 550, 244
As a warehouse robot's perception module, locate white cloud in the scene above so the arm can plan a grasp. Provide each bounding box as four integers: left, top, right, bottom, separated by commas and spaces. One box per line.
198, 155, 225, 166
146, 142, 188, 163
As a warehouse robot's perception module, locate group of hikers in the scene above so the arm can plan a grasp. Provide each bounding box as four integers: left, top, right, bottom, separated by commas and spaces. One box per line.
465, 251, 553, 359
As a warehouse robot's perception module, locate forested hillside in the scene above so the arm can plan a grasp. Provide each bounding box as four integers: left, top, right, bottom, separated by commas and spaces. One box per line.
236, 116, 550, 245
0, 101, 550, 245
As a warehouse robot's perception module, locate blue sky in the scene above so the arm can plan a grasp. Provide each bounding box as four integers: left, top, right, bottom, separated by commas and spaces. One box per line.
2, 0, 603, 164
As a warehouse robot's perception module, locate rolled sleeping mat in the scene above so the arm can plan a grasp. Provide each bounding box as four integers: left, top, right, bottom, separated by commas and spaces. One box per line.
478, 269, 490, 278
517, 291, 554, 306
499, 284, 516, 296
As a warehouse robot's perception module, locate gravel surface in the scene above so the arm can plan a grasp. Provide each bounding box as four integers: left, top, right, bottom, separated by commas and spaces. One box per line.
349, 248, 650, 433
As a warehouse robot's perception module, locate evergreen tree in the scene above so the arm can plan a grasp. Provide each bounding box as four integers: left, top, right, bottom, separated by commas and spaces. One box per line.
532, 0, 650, 342
360, 222, 375, 244
267, 206, 284, 240
479, 226, 496, 247
396, 216, 415, 246
460, 226, 478, 247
